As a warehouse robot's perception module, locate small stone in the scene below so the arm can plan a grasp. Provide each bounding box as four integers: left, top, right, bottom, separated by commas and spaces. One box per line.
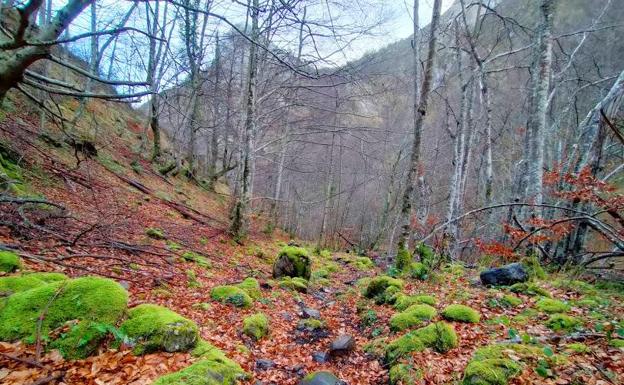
255, 359, 275, 371
302, 307, 321, 319
329, 335, 355, 356
312, 351, 329, 363
118, 280, 130, 290
281, 312, 293, 321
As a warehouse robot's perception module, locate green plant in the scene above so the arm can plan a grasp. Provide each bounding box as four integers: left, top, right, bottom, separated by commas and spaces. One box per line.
442, 304, 481, 323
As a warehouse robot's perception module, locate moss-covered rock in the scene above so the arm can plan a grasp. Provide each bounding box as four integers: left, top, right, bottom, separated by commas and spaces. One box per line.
210, 286, 253, 308
236, 277, 261, 299
242, 313, 269, 340
389, 363, 422, 385
364, 275, 404, 303
0, 275, 48, 295
152, 345, 246, 385
509, 282, 551, 297
396, 294, 436, 310
272, 246, 311, 280
386, 322, 458, 362
23, 272, 68, 282
299, 371, 342, 385
278, 276, 308, 292
442, 304, 481, 323
545, 314, 580, 331
536, 298, 570, 314
120, 304, 198, 355
50, 321, 109, 359
390, 304, 437, 331
462, 359, 522, 385
297, 318, 326, 332
0, 250, 21, 273
0, 276, 128, 342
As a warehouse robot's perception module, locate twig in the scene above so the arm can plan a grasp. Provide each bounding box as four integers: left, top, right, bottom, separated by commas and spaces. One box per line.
35, 282, 67, 362
0, 352, 46, 369
29, 372, 65, 385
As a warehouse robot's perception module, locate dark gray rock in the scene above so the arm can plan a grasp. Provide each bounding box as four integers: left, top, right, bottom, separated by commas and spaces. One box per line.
302, 307, 321, 319
312, 351, 329, 363
480, 262, 529, 286
255, 359, 275, 371
329, 335, 355, 356
299, 371, 345, 385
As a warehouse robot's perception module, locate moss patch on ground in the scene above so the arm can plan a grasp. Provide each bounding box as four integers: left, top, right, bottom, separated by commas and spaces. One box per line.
236, 278, 261, 299
386, 322, 458, 363
210, 285, 253, 307
442, 304, 481, 323
536, 298, 570, 314
545, 314, 580, 331
120, 304, 198, 355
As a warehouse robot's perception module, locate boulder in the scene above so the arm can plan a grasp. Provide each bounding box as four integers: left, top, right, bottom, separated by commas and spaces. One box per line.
329, 335, 355, 357
480, 263, 528, 286
302, 307, 321, 319
299, 371, 345, 385
272, 246, 311, 280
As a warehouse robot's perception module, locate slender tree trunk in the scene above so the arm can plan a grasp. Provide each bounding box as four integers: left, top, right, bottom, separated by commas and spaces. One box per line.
396, 0, 442, 253
230, 0, 259, 238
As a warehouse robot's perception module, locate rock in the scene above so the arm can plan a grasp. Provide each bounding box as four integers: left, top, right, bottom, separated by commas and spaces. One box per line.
255, 359, 275, 371
312, 351, 329, 363
281, 311, 293, 321
302, 307, 321, 319
119, 280, 130, 290
299, 371, 345, 385
272, 246, 311, 280
292, 364, 306, 376
480, 263, 528, 286
329, 335, 355, 357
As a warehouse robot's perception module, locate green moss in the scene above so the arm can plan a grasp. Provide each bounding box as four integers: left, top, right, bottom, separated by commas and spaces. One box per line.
50, 321, 108, 359
120, 304, 198, 355
353, 256, 375, 270
23, 272, 68, 282
0, 251, 21, 273
406, 262, 428, 280
0, 275, 47, 294
610, 339, 624, 348
145, 227, 166, 240
319, 249, 332, 259
390, 304, 437, 331
510, 282, 551, 297
536, 298, 570, 314
523, 255, 546, 280
553, 279, 597, 296
192, 302, 211, 311
297, 318, 326, 331
565, 343, 589, 354
210, 285, 253, 307
395, 247, 412, 271
442, 304, 481, 323
386, 322, 458, 362
462, 359, 522, 385
242, 313, 269, 340
278, 276, 308, 292
512, 309, 539, 325
379, 285, 402, 305
364, 275, 404, 301
545, 314, 580, 331
152, 353, 246, 385
0, 276, 128, 342
389, 363, 422, 385
501, 294, 522, 308
236, 277, 261, 299
394, 294, 437, 310
274, 246, 311, 279
313, 269, 329, 279
182, 251, 211, 268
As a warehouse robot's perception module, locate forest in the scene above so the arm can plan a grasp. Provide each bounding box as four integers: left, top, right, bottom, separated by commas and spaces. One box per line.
0, 0, 623, 384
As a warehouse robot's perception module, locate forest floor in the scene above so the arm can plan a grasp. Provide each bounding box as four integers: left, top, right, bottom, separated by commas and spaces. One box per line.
0, 96, 623, 385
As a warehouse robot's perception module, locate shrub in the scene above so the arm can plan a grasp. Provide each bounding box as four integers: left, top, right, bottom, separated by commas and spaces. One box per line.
120, 304, 198, 355
442, 304, 481, 323
536, 298, 570, 314
0, 250, 21, 273
242, 313, 269, 340
210, 286, 253, 308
